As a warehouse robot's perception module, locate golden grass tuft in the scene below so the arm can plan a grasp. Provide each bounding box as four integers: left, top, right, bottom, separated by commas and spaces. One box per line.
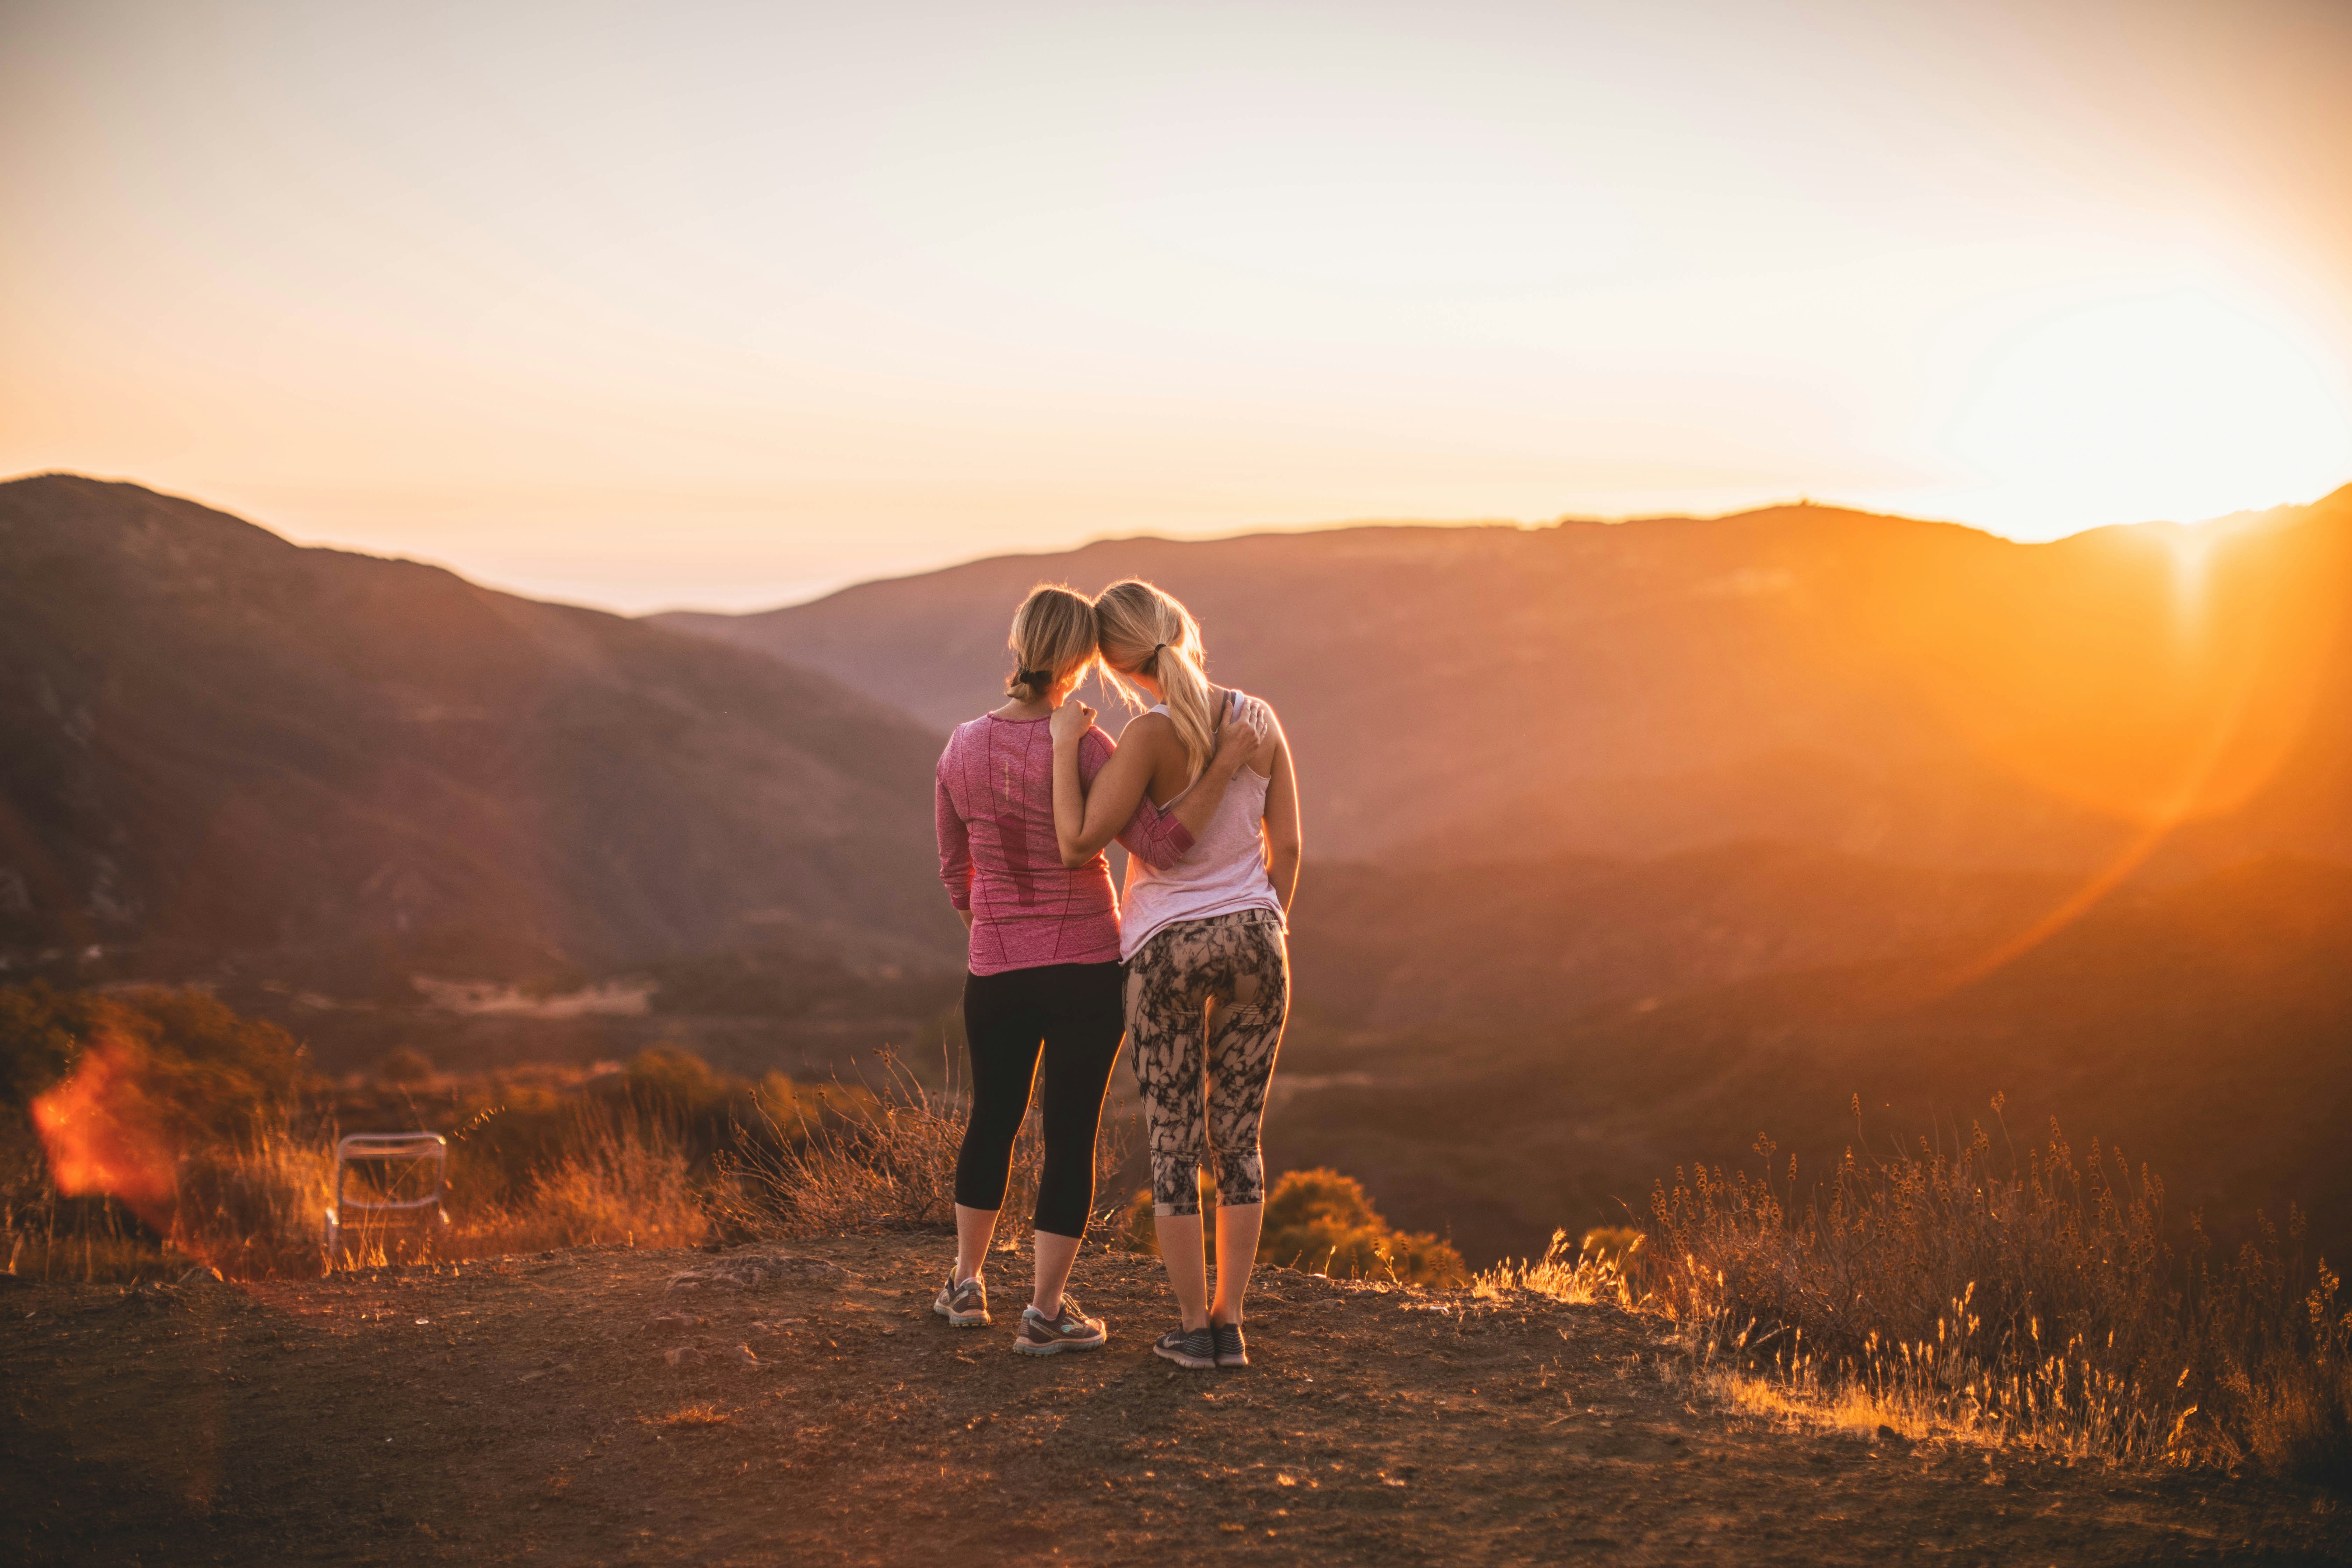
1474, 1226, 1645, 1308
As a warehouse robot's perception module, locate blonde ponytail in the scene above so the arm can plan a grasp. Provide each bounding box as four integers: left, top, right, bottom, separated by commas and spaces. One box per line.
1004, 584, 1100, 704
1092, 579, 1218, 782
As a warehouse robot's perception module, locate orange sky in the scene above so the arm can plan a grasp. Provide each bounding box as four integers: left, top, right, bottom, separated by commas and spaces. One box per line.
4, 0, 2350, 611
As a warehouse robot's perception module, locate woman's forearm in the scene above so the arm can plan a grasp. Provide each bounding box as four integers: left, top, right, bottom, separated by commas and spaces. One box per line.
1060, 743, 1188, 866
1268, 842, 1301, 913
1166, 757, 1246, 841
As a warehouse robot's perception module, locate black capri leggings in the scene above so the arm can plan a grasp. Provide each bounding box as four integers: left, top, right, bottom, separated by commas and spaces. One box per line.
952, 960, 1126, 1239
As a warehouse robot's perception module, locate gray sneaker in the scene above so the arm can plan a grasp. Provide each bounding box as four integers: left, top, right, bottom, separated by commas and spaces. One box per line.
934, 1270, 989, 1327
1152, 1325, 1217, 1370
1012, 1296, 1108, 1355
1211, 1319, 1248, 1368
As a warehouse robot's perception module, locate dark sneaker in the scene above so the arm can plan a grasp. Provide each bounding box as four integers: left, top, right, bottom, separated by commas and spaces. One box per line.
934, 1270, 989, 1327
1012, 1296, 1108, 1355
1152, 1325, 1217, 1370
1211, 1319, 1248, 1368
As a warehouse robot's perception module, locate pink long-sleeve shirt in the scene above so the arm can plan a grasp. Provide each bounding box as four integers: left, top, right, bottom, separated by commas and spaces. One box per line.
936, 714, 1194, 975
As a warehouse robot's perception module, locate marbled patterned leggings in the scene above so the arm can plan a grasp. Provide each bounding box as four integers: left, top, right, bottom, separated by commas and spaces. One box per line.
1125, 908, 1290, 1216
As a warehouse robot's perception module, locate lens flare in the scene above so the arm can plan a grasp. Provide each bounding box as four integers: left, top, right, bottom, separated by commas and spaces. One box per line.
30, 1036, 184, 1225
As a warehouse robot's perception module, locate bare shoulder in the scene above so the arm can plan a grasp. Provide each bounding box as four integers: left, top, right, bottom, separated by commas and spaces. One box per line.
1115, 709, 1178, 750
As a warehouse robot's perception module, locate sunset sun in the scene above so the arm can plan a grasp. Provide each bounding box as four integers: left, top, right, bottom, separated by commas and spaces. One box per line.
1931, 282, 2352, 535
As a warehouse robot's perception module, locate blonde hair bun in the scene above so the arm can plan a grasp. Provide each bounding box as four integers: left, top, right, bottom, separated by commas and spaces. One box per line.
1004, 584, 1101, 704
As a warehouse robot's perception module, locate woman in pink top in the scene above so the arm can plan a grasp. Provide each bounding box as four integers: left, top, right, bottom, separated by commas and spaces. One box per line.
932, 584, 1264, 1354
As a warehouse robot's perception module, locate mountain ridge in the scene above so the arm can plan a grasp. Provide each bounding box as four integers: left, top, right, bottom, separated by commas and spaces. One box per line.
654, 489, 2352, 874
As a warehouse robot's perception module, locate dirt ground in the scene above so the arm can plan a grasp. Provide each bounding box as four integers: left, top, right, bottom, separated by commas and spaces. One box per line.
4, 1233, 2346, 1567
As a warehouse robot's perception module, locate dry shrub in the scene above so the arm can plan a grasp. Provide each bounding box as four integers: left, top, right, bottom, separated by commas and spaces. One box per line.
718, 1056, 966, 1237
1119, 1167, 1468, 1287
3, 1118, 184, 1282
1642, 1103, 2352, 1482
1258, 1167, 1466, 1285
715, 1052, 1137, 1245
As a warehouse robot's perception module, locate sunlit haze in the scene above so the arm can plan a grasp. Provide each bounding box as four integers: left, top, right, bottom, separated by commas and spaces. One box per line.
5, 0, 2350, 611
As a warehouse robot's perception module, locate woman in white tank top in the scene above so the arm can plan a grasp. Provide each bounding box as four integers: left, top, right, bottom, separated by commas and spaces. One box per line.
1115, 688, 1285, 957
1046, 579, 1302, 1372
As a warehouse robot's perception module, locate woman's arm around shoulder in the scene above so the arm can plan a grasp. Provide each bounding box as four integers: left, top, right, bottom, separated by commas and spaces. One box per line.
1050, 701, 1156, 868
1049, 701, 1267, 869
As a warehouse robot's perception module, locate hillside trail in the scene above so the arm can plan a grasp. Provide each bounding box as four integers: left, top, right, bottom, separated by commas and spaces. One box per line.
4, 1233, 2343, 1566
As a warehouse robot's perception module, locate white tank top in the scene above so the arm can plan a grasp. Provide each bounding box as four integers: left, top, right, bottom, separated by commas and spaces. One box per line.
1119, 692, 1284, 960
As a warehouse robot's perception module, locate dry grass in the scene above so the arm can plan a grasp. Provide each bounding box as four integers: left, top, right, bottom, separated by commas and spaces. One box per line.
3, 1118, 336, 1283
473, 1109, 708, 1252
1625, 1104, 2352, 1484
5, 1040, 1122, 1281
329, 1109, 710, 1267
1474, 1226, 1646, 1308
4, 1100, 712, 1280
716, 1056, 964, 1237
714, 1050, 1131, 1243
171, 1122, 338, 1277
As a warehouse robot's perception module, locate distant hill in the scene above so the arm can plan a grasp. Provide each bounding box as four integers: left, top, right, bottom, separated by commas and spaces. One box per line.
0, 476, 963, 1000
655, 489, 2352, 875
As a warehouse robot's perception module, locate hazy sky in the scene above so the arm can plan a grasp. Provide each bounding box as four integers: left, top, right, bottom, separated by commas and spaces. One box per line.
5, 0, 2351, 612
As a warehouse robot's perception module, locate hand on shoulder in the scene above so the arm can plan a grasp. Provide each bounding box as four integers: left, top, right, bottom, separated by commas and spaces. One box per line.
1214, 694, 1275, 772
1049, 699, 1096, 746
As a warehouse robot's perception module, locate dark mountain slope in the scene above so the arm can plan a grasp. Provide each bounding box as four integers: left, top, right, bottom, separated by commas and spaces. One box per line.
1267, 853, 2352, 1265
1286, 842, 2070, 1033
0, 476, 961, 992
657, 490, 2352, 874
